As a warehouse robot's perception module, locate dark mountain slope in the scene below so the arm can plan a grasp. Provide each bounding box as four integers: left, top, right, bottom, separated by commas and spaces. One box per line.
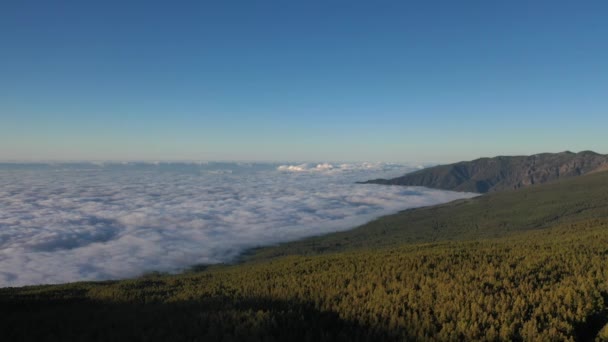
362, 150, 608, 193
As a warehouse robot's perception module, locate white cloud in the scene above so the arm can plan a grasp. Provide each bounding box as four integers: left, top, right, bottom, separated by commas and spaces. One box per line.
0, 162, 476, 287
277, 162, 405, 173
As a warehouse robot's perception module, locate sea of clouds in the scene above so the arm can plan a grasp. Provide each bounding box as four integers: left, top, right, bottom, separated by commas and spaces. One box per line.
0, 162, 477, 287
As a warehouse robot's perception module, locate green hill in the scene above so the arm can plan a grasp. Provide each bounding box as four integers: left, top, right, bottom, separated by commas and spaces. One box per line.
247, 169, 608, 261
362, 151, 608, 193
3, 171, 608, 341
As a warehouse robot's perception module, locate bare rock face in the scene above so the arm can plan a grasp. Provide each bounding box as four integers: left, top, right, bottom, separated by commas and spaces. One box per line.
363, 151, 608, 193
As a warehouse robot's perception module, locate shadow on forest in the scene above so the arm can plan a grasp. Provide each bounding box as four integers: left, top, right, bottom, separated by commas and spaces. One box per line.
0, 294, 398, 342
574, 291, 608, 341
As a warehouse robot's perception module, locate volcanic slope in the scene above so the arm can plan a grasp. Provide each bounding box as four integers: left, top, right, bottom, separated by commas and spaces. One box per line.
363, 150, 608, 193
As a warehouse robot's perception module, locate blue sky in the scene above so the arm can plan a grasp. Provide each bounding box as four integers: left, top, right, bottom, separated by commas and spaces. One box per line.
1, 0, 607, 162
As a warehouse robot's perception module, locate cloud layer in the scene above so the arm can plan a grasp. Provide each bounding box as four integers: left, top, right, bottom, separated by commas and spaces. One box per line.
0, 162, 476, 287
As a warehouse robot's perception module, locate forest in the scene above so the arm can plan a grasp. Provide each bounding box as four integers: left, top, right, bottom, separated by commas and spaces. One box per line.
2, 172, 608, 341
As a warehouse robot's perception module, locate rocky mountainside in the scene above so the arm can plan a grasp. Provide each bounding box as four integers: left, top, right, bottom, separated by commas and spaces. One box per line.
362, 151, 608, 193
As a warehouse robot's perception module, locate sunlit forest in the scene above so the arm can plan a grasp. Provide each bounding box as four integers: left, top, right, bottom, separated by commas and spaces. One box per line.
3, 172, 608, 341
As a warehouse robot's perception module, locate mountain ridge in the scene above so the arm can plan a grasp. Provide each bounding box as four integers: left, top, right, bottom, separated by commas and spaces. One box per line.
362, 150, 608, 193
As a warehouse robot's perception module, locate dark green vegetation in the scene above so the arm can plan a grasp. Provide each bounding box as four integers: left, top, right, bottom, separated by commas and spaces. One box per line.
363, 151, 608, 193
3, 171, 608, 341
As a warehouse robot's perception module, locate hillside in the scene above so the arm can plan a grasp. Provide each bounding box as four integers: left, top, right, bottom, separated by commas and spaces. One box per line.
362, 151, 608, 193
3, 171, 608, 341
3, 219, 608, 341
247, 169, 608, 261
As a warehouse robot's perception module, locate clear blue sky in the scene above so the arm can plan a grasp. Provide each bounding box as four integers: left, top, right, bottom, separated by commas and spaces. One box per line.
1, 1, 607, 162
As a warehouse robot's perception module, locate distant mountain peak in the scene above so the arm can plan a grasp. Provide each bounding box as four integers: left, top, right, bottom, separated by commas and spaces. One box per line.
362, 151, 608, 193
